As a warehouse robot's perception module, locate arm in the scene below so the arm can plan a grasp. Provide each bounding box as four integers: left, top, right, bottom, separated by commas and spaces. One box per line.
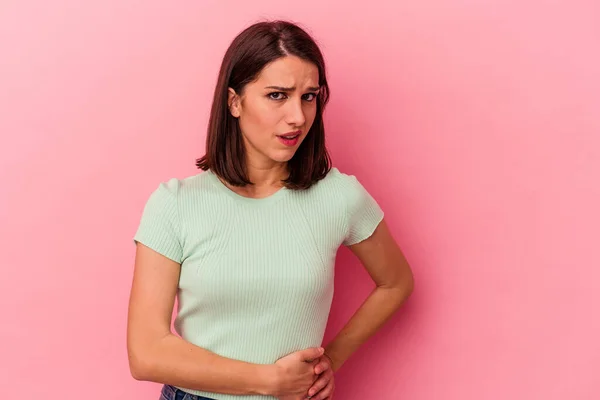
127, 243, 274, 395
323, 219, 414, 371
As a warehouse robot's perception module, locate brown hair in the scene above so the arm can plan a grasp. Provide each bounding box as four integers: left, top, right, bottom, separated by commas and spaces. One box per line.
195, 20, 331, 190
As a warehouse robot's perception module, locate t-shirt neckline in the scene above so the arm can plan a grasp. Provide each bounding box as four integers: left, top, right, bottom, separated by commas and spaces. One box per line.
206, 169, 289, 205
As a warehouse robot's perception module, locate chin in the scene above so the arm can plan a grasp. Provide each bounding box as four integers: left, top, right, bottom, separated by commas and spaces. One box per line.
270, 149, 298, 163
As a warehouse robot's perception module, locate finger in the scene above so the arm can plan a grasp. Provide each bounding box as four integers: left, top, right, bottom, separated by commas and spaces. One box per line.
307, 372, 332, 397
307, 358, 320, 368
314, 360, 330, 375
307, 378, 327, 397
312, 380, 335, 400
302, 347, 325, 362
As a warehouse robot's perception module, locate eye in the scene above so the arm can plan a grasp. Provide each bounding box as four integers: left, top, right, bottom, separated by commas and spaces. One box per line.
303, 93, 318, 102
268, 92, 287, 100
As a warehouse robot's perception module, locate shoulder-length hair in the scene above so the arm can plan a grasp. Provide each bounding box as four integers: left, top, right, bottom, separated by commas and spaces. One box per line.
195, 20, 331, 190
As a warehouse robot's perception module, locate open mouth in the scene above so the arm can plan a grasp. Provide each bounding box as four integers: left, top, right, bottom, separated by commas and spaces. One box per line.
279, 134, 300, 139
277, 131, 301, 146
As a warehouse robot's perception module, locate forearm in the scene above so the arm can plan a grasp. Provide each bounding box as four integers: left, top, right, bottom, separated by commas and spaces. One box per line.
129, 333, 273, 396
324, 285, 412, 371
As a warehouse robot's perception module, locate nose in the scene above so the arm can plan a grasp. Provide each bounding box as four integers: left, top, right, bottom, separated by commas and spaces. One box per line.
284, 97, 306, 127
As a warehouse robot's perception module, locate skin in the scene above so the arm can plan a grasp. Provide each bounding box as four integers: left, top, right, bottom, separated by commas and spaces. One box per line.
127, 55, 414, 400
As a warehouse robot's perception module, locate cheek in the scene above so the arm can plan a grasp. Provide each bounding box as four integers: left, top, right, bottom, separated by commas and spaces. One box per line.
305, 105, 318, 126
241, 102, 280, 136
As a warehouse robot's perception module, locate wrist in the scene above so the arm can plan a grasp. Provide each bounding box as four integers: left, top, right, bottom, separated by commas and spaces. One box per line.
254, 364, 278, 396
323, 349, 342, 372
323, 352, 334, 365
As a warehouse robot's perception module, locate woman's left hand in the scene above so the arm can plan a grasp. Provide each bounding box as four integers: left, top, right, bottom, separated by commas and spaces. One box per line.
307, 355, 335, 399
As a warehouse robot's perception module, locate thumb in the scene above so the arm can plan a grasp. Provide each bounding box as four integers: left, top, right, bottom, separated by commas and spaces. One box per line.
300, 347, 324, 362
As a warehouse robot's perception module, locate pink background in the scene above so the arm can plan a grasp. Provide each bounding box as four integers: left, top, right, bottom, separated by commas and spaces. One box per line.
1, 1, 599, 399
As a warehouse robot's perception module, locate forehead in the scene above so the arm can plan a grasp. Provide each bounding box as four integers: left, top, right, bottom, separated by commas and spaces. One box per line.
254, 56, 319, 87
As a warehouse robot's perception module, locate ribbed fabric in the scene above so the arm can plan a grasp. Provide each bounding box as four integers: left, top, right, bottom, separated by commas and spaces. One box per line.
133, 167, 384, 400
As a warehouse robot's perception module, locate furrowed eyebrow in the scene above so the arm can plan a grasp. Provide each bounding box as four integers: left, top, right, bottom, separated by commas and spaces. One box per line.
265, 86, 320, 92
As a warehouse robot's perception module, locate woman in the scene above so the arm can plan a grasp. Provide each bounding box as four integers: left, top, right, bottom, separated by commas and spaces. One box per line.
127, 20, 414, 400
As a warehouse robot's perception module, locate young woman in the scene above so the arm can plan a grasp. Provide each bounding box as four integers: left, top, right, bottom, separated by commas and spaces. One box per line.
127, 20, 414, 400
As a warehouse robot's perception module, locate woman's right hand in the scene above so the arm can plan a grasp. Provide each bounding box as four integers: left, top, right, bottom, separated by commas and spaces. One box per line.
268, 347, 324, 399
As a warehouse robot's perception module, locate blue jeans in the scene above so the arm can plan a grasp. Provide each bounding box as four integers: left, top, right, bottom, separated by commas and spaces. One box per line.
160, 384, 216, 400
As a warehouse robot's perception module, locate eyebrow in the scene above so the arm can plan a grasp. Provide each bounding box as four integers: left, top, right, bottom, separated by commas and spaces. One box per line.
265, 86, 320, 92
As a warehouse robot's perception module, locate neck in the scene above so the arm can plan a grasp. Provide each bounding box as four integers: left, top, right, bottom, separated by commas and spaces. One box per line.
246, 161, 288, 188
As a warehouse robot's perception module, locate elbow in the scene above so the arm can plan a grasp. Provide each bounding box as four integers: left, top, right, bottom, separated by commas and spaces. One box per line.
130, 365, 146, 382
386, 267, 415, 301
129, 353, 150, 381
128, 342, 155, 381
127, 326, 170, 381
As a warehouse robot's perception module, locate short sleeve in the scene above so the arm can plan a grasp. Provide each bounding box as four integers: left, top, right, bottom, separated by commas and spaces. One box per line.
342, 175, 385, 246
133, 179, 183, 263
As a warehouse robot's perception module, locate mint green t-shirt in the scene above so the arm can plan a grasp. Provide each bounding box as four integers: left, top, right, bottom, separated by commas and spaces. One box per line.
133, 167, 384, 399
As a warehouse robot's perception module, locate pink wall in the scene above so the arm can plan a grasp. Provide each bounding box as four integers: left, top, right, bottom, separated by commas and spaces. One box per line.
1, 1, 599, 399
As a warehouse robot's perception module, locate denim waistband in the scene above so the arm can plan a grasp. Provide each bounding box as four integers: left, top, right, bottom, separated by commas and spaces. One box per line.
160, 384, 216, 400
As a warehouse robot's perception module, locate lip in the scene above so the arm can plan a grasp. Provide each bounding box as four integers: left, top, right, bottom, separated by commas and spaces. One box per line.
277, 130, 302, 147
277, 130, 302, 138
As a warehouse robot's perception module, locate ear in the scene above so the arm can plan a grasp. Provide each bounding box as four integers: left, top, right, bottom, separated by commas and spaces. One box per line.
227, 88, 241, 118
